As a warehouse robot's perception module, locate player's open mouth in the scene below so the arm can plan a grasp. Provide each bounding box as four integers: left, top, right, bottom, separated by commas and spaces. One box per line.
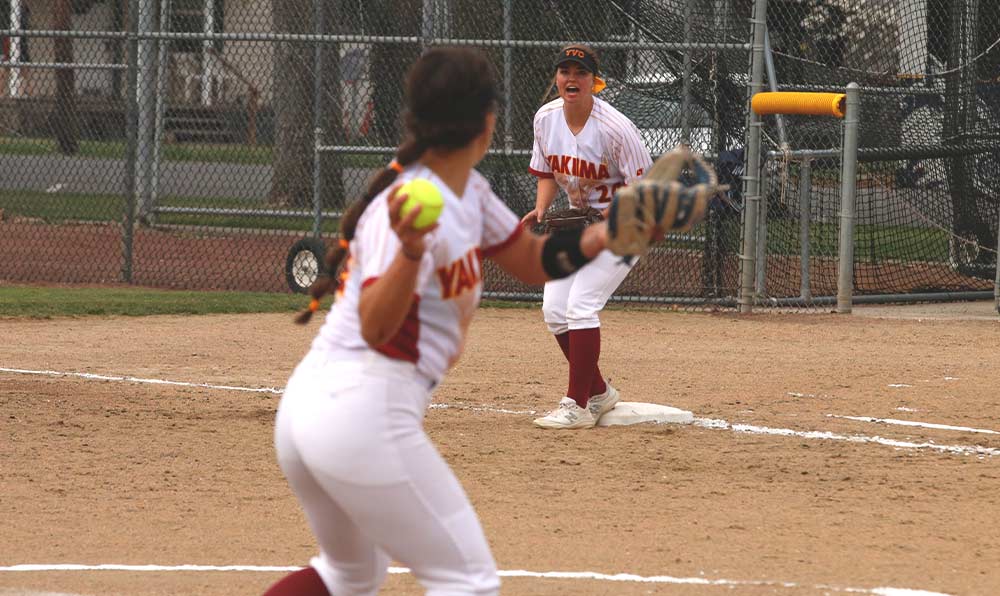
565, 85, 580, 96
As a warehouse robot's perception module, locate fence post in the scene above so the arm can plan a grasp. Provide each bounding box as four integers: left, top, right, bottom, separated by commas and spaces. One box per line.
310, 0, 326, 239
739, 0, 768, 313
995, 211, 999, 315
7, 0, 22, 97
798, 158, 812, 302
755, 163, 769, 295
136, 0, 157, 221
836, 82, 860, 314
122, 0, 141, 283
151, 0, 172, 220
679, 0, 694, 146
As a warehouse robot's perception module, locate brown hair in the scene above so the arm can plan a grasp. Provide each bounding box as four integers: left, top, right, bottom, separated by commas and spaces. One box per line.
296, 47, 499, 324
540, 43, 601, 104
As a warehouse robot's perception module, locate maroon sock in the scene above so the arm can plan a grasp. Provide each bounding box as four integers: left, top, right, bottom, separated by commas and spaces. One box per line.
263, 567, 330, 596
554, 331, 571, 361
591, 373, 607, 397
567, 327, 604, 407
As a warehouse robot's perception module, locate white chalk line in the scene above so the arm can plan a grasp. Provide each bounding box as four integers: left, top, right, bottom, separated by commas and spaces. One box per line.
0, 564, 950, 595
693, 418, 1000, 457
0, 367, 284, 395
2, 367, 996, 457
827, 415, 999, 435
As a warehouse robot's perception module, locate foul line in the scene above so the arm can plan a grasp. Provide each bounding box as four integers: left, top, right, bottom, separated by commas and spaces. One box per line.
827, 415, 999, 435
693, 418, 1000, 458
0, 564, 950, 595
2, 366, 996, 457
0, 367, 284, 395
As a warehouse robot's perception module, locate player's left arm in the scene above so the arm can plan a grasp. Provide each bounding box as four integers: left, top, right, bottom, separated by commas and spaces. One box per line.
491, 224, 607, 285
482, 188, 604, 285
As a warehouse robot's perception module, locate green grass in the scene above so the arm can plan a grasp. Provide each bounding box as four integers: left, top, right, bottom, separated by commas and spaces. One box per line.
0, 285, 539, 319
0, 136, 387, 168
0, 285, 314, 318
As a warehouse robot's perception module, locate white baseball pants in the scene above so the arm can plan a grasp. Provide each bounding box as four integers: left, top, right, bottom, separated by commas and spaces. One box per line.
542, 249, 635, 334
274, 350, 500, 596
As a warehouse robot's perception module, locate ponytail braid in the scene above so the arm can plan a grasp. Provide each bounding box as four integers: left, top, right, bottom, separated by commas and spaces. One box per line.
294, 137, 428, 325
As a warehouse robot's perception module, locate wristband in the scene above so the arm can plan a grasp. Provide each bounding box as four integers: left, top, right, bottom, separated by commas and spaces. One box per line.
541, 228, 592, 279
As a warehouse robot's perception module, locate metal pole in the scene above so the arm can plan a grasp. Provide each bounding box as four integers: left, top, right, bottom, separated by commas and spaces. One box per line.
202, 0, 215, 106
421, 0, 434, 49
136, 0, 157, 221
755, 163, 769, 295
995, 213, 999, 315
310, 0, 325, 238
150, 0, 171, 223
739, 0, 768, 313
8, 0, 21, 97
763, 30, 787, 147
798, 158, 812, 302
836, 83, 860, 314
679, 0, 694, 146
503, 0, 513, 154
122, 0, 141, 283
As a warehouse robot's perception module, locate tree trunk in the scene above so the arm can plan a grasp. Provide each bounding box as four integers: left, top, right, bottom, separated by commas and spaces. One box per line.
53, 0, 79, 155
269, 0, 315, 208
369, 0, 421, 149
317, 1, 349, 209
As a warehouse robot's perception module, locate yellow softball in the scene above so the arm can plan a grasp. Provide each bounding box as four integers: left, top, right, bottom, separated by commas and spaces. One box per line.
398, 178, 444, 229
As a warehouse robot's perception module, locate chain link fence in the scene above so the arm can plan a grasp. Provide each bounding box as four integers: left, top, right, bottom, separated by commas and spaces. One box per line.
1, 0, 997, 309
754, 0, 999, 308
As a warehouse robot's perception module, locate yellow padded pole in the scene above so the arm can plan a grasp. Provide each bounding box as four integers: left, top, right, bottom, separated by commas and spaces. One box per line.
751, 92, 847, 118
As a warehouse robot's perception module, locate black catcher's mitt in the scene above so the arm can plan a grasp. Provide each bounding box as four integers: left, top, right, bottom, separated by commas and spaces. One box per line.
606, 146, 728, 257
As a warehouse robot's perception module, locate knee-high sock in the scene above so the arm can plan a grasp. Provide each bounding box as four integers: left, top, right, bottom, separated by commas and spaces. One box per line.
554, 331, 571, 361
262, 567, 330, 596
567, 328, 606, 406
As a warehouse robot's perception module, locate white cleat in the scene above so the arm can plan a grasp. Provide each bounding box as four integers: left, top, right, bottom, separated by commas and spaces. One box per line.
587, 382, 620, 421
533, 397, 596, 429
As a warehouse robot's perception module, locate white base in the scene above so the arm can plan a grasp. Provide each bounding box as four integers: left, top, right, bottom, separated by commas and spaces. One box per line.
596, 401, 694, 427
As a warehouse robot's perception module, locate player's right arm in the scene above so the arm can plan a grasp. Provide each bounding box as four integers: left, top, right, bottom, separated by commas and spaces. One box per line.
522, 109, 558, 228
357, 186, 436, 347
520, 178, 559, 228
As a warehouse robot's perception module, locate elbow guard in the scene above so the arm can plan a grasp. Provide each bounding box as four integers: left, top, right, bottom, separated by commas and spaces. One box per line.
541, 228, 593, 279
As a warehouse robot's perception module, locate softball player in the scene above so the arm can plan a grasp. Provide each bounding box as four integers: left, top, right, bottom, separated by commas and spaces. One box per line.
263, 48, 614, 596
523, 44, 654, 430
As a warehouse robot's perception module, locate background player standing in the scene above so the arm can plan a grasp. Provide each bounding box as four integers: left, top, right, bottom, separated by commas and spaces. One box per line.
263, 47, 617, 596
523, 44, 654, 430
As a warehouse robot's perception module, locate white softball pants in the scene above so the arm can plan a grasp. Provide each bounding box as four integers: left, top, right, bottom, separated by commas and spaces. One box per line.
542, 249, 635, 334
274, 350, 500, 596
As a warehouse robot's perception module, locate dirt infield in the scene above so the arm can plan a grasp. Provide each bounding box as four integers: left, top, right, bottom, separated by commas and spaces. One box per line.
2, 306, 999, 595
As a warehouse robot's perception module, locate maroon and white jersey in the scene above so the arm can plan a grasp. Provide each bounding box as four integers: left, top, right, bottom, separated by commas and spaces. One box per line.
314, 165, 522, 385
529, 96, 652, 209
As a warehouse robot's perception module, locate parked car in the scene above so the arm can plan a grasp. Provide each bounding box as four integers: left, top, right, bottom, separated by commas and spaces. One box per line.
602, 81, 713, 157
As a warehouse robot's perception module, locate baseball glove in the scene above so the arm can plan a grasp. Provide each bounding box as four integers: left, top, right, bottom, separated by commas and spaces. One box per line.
606, 146, 728, 257
541, 207, 604, 234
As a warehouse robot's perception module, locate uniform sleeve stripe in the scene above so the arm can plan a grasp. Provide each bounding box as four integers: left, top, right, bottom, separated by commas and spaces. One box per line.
528, 167, 554, 179
360, 276, 421, 363
482, 223, 524, 257
374, 294, 421, 364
